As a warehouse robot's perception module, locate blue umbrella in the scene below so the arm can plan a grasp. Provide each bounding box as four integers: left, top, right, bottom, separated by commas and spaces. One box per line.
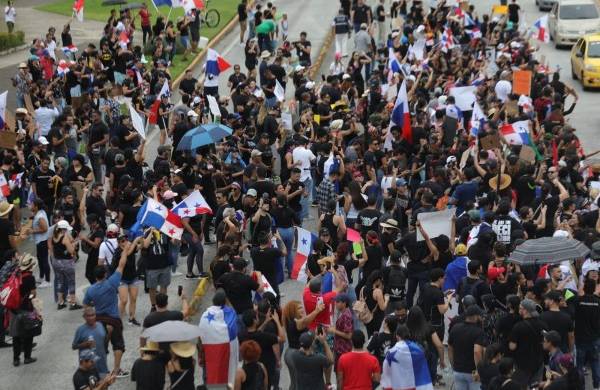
176, 123, 233, 151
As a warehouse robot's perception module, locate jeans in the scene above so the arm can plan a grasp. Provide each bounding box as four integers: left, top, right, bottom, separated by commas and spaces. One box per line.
453, 371, 480, 390
36, 241, 50, 282
257, 33, 269, 52
577, 340, 600, 388
88, 149, 103, 184
406, 270, 429, 307
300, 177, 313, 220
169, 240, 181, 273
182, 232, 204, 274
277, 227, 294, 277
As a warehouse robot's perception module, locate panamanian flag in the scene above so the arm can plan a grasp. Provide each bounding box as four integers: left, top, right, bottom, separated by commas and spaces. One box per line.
137, 198, 184, 239
61, 45, 78, 55
534, 15, 550, 43
172, 190, 213, 217
205, 48, 231, 79
391, 80, 412, 143
500, 120, 532, 145
469, 102, 486, 137
148, 80, 170, 125
381, 340, 434, 390
198, 305, 239, 386
292, 227, 317, 281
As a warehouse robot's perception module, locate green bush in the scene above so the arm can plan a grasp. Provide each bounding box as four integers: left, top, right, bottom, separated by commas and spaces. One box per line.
0, 31, 24, 51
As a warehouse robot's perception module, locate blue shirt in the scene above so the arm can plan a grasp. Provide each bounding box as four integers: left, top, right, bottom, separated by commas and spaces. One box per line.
72, 322, 108, 374
451, 181, 478, 215
83, 272, 121, 319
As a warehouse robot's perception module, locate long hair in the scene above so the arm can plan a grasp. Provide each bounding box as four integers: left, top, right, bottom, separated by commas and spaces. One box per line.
348, 181, 367, 211
281, 300, 302, 329
406, 306, 429, 344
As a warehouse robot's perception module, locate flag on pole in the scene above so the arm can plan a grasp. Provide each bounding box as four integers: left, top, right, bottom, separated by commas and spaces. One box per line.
136, 198, 184, 239
206, 48, 231, 78
181, 0, 204, 13
198, 305, 239, 386
172, 190, 213, 217
292, 227, 314, 280
251, 271, 277, 297
381, 340, 434, 390
534, 15, 550, 43
148, 81, 170, 124
152, 0, 172, 7
499, 120, 532, 145
441, 27, 456, 52
127, 103, 146, 139
0, 91, 7, 130
73, 0, 84, 22
274, 79, 285, 102
469, 102, 486, 137
390, 80, 412, 143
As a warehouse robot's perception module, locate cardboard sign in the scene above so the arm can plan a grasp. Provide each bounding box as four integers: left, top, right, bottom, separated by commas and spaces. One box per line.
0, 131, 16, 149
281, 112, 293, 130
492, 4, 508, 14
479, 133, 501, 150
4, 111, 14, 132
512, 70, 532, 96
450, 86, 477, 111
71, 181, 85, 202
519, 145, 536, 163
506, 100, 519, 117
24, 94, 35, 114
460, 146, 472, 169
416, 208, 455, 242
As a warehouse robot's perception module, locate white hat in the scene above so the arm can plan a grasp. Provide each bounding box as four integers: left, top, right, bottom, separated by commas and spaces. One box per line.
260, 50, 271, 59
330, 119, 344, 130
342, 73, 351, 80
391, 31, 400, 38
251, 149, 262, 158
163, 190, 178, 199
246, 188, 258, 197
192, 96, 202, 105
305, 81, 315, 89
446, 155, 457, 165
187, 110, 198, 117
438, 95, 448, 105
15, 108, 28, 115
107, 223, 120, 234
56, 220, 73, 231
407, 75, 416, 83
295, 65, 305, 72
510, 41, 521, 49
38, 136, 49, 145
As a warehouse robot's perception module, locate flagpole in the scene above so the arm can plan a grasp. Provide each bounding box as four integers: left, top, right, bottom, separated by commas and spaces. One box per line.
166, 6, 173, 21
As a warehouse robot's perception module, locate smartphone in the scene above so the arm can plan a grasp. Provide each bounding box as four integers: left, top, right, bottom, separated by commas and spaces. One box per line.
317, 296, 324, 306
317, 324, 323, 336
177, 285, 183, 297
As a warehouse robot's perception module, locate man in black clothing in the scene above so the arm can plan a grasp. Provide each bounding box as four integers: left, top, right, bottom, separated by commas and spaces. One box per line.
574, 278, 600, 389
142, 293, 189, 329
418, 268, 451, 341
457, 260, 488, 310
541, 290, 574, 353
250, 232, 286, 297
350, 0, 372, 32
448, 305, 486, 390
356, 196, 381, 236
85, 183, 107, 226
73, 349, 116, 390
179, 69, 197, 96
216, 258, 263, 315
87, 110, 109, 183
509, 298, 548, 388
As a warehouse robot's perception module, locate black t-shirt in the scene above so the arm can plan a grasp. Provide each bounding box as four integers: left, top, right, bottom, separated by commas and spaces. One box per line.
396, 232, 430, 273
73, 367, 100, 390
179, 77, 197, 96
250, 246, 282, 287
363, 245, 383, 280
540, 310, 574, 352
216, 271, 260, 314
120, 204, 141, 230
131, 358, 166, 390
144, 233, 170, 270
352, 4, 371, 23
448, 321, 487, 373
419, 284, 445, 328
574, 294, 600, 343
251, 180, 275, 199
491, 215, 523, 245
357, 208, 381, 235
508, 3, 520, 23
240, 330, 278, 379
509, 318, 547, 373
375, 4, 385, 21
367, 331, 394, 366
86, 195, 107, 221
31, 167, 56, 201
0, 218, 15, 252
143, 310, 184, 328
296, 40, 311, 65
88, 122, 109, 147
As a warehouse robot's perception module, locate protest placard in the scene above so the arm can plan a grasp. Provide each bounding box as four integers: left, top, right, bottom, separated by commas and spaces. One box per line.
416, 208, 455, 241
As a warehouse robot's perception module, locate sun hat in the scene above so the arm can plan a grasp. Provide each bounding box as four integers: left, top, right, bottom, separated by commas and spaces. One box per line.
140, 341, 160, 352
260, 50, 271, 59
0, 201, 14, 217
488, 174, 512, 191
18, 62, 27, 69
380, 218, 399, 229
19, 253, 37, 271
56, 220, 73, 231
170, 341, 196, 358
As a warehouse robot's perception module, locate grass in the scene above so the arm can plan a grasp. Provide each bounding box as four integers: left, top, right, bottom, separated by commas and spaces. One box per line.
35, 0, 238, 78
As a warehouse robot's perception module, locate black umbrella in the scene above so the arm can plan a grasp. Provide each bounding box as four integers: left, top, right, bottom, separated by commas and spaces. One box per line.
122, 2, 144, 10
101, 0, 127, 6
508, 237, 590, 266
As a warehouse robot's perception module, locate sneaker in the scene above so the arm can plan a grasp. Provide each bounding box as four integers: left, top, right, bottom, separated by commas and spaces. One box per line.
57, 303, 67, 310
128, 318, 141, 326
37, 281, 51, 288
198, 272, 209, 278
171, 271, 183, 277
186, 273, 200, 279
114, 369, 130, 378
23, 357, 37, 364
69, 303, 83, 311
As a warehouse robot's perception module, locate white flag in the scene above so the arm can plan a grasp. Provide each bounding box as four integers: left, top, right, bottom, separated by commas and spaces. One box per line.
127, 103, 146, 139
206, 95, 221, 117
274, 79, 285, 102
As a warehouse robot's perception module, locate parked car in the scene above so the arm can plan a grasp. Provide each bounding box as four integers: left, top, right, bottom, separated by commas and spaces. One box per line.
536, 0, 556, 12
549, 0, 600, 48
571, 33, 600, 89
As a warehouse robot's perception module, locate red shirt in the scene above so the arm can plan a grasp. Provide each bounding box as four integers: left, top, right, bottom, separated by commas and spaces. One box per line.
337, 351, 380, 390
138, 9, 151, 26
302, 287, 336, 330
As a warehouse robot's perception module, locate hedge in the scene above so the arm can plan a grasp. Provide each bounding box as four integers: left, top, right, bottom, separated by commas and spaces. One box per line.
0, 31, 24, 51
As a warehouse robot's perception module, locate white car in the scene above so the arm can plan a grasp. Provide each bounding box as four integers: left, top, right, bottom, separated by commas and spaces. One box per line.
548, 0, 600, 48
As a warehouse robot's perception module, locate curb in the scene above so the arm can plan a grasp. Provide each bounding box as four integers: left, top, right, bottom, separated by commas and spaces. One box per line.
0, 43, 28, 57
172, 3, 254, 90
308, 29, 335, 80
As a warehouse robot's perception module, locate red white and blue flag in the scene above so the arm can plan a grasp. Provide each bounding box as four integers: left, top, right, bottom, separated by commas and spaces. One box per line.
534, 15, 550, 43
179, 0, 204, 13
198, 305, 239, 386
137, 198, 184, 239
292, 227, 315, 280
441, 27, 456, 52
61, 45, 78, 55
205, 49, 231, 78
467, 26, 482, 40
73, 0, 84, 22
391, 80, 412, 143
57, 60, 70, 76
148, 80, 170, 124
0, 174, 10, 199
252, 271, 277, 299
381, 340, 434, 390
172, 190, 213, 217
500, 120, 532, 146
469, 102, 486, 137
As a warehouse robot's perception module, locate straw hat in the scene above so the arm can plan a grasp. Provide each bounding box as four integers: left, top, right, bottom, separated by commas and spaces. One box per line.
260, 50, 271, 59
0, 201, 14, 217
488, 174, 512, 191
170, 341, 196, 358
140, 341, 160, 352
380, 218, 399, 230
19, 253, 37, 271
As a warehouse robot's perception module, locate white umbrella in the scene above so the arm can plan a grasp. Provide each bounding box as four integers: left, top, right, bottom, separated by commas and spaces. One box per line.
141, 321, 202, 342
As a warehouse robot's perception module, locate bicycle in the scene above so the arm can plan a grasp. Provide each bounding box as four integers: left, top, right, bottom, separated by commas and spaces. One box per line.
200, 0, 220, 28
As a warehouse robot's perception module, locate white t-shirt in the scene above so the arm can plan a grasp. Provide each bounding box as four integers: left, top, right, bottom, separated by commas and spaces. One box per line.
98, 238, 118, 266
34, 107, 59, 136
4, 6, 15, 23
292, 146, 316, 182
494, 80, 512, 103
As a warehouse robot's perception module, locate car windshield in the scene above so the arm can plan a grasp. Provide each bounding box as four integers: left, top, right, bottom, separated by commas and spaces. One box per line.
588, 41, 600, 57
560, 4, 599, 19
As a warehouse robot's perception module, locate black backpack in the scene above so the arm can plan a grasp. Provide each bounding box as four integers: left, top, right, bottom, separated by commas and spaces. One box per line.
386, 265, 407, 299
0, 261, 16, 285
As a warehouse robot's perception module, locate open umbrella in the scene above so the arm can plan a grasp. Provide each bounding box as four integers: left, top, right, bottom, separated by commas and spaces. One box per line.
122, 2, 144, 10
141, 320, 202, 342
101, 0, 127, 6
508, 237, 590, 266
176, 123, 233, 151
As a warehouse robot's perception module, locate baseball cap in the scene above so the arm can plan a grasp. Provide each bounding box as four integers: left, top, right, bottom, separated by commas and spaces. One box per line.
37, 136, 49, 145
107, 224, 120, 234
299, 332, 315, 348
251, 149, 262, 158
455, 243, 467, 256
246, 188, 258, 197
187, 110, 198, 117
79, 349, 97, 361
56, 220, 73, 231
334, 293, 350, 306
520, 298, 540, 318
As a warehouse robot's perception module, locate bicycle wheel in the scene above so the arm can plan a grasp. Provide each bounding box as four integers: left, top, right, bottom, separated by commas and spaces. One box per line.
205, 9, 220, 28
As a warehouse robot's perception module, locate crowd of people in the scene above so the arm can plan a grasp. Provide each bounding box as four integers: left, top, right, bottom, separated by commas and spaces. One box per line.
0, 0, 599, 389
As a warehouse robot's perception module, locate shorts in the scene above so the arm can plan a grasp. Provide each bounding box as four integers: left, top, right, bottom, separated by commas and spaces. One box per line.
146, 267, 171, 289
119, 278, 140, 287
53, 259, 76, 295
180, 35, 190, 49
100, 319, 125, 352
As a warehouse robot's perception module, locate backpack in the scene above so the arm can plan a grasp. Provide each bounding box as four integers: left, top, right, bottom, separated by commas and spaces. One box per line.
386, 265, 407, 299
352, 287, 374, 324
0, 270, 22, 310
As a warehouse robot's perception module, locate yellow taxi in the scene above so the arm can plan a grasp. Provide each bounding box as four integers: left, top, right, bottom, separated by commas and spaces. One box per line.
571, 33, 600, 89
